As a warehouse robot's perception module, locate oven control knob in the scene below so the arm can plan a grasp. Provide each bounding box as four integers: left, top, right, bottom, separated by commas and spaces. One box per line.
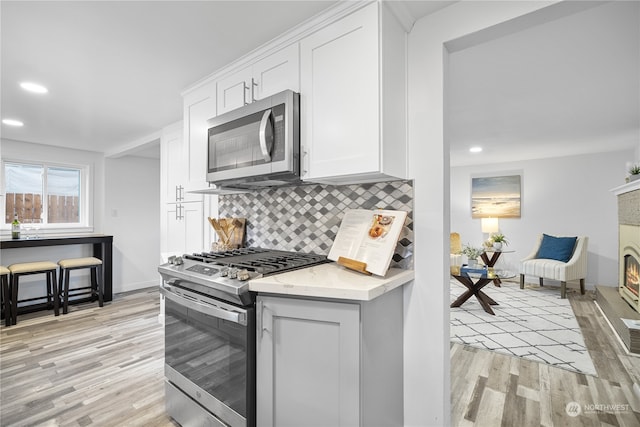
228, 268, 239, 279
237, 269, 250, 281
220, 268, 229, 277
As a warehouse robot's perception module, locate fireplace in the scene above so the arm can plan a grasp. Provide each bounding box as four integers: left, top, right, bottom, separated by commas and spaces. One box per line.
620, 226, 640, 311
596, 180, 640, 354
615, 181, 640, 313
624, 253, 640, 296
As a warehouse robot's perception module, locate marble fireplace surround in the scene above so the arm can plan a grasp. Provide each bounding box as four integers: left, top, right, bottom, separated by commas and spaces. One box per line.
596, 181, 640, 355
615, 182, 640, 313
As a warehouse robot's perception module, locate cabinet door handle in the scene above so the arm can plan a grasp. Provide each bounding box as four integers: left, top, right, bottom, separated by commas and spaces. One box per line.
175, 204, 180, 221
251, 77, 258, 103
243, 81, 250, 105
302, 150, 309, 176
257, 300, 263, 339
175, 185, 180, 202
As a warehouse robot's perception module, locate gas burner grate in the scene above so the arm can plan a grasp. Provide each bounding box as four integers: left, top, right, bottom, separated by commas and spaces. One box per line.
183, 248, 328, 275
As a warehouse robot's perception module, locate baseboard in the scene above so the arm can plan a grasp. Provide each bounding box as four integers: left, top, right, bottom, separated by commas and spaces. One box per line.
114, 279, 159, 294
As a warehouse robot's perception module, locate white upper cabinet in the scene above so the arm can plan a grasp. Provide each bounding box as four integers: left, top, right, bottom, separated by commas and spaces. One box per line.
178, 1, 406, 188
300, 2, 407, 184
160, 122, 205, 255
162, 124, 185, 203
217, 43, 300, 115
183, 80, 216, 192
161, 122, 201, 203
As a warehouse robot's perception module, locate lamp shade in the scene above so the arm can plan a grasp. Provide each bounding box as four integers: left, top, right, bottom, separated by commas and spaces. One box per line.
481, 217, 499, 233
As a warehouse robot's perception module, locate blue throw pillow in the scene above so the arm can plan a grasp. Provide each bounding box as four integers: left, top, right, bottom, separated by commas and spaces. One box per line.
536, 234, 577, 262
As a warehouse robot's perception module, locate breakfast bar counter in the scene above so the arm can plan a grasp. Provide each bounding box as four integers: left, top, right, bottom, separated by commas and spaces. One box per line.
0, 234, 114, 302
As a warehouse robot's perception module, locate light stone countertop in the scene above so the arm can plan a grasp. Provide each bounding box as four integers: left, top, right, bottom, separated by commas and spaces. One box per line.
249, 262, 414, 301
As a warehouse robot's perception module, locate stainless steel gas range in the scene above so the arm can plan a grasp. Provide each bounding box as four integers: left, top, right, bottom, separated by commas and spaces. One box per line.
158, 248, 328, 427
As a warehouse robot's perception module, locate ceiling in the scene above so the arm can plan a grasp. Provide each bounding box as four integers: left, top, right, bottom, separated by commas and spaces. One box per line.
448, 0, 639, 166
2, 1, 637, 165
0, 0, 452, 159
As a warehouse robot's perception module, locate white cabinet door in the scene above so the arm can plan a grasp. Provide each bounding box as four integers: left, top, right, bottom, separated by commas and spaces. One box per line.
183, 202, 205, 253
163, 202, 204, 254
165, 204, 184, 254
300, 3, 379, 181
257, 296, 360, 427
183, 81, 216, 193
217, 43, 299, 115
216, 66, 254, 115
252, 43, 299, 99
162, 126, 185, 203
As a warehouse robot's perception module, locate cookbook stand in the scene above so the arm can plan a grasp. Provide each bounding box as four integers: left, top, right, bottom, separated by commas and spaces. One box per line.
337, 256, 372, 276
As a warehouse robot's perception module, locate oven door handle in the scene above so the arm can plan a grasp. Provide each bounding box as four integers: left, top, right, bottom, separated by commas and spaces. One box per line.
160, 284, 247, 326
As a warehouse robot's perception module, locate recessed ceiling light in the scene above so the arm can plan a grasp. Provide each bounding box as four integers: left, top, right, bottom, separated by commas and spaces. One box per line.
2, 118, 24, 127
20, 81, 48, 94
469, 146, 483, 153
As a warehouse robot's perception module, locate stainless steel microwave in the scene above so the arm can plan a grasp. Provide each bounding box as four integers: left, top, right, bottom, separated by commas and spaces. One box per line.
206, 89, 300, 189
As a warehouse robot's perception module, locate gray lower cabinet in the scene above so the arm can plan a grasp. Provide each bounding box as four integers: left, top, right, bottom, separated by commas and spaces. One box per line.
256, 287, 403, 427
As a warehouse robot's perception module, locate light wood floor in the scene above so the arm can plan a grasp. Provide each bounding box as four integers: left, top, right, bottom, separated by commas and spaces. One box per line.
2, 286, 640, 426
451, 285, 640, 426
0, 288, 177, 427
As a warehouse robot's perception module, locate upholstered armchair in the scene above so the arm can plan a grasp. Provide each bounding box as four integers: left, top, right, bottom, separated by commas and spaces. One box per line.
519, 234, 588, 299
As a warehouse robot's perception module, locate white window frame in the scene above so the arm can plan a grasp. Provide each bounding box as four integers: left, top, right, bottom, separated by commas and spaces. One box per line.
1, 158, 94, 235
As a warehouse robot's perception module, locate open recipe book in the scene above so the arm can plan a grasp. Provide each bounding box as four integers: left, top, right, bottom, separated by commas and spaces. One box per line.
328, 209, 407, 276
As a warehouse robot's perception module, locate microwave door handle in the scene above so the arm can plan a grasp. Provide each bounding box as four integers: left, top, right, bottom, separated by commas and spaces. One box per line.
258, 109, 273, 162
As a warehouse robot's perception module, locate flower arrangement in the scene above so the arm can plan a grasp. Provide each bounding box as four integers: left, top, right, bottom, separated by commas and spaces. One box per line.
461, 244, 484, 261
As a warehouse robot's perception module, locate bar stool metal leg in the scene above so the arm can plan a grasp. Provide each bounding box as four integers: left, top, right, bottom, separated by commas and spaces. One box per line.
50, 270, 59, 316
11, 274, 18, 326
90, 265, 104, 307
1, 274, 10, 327
63, 268, 71, 315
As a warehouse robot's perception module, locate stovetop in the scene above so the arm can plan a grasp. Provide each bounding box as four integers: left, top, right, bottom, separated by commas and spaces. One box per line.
158, 248, 329, 306
183, 247, 328, 275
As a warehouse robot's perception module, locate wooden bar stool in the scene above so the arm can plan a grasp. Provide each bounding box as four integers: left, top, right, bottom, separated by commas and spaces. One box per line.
58, 257, 103, 314
1, 266, 10, 326
7, 261, 59, 326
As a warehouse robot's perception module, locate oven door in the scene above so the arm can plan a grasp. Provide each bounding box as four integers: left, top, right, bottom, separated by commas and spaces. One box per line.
161, 280, 255, 427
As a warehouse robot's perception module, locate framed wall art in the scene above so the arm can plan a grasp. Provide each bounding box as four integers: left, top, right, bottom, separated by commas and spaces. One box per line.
471, 175, 521, 218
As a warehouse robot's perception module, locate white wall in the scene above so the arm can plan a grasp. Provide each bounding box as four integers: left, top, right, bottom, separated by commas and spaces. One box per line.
0, 139, 104, 297
1, 138, 160, 297
406, 1, 560, 425
104, 156, 161, 293
451, 149, 632, 288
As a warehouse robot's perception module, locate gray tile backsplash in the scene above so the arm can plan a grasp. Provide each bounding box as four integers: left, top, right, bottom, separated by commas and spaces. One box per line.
218, 180, 414, 269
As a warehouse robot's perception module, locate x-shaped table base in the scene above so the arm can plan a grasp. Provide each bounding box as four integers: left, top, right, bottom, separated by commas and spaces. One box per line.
450, 275, 499, 315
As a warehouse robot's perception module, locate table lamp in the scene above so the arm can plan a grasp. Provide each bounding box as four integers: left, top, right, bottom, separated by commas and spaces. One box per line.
481, 217, 499, 234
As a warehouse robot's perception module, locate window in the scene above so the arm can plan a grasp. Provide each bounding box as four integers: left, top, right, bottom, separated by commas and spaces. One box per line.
3, 161, 85, 227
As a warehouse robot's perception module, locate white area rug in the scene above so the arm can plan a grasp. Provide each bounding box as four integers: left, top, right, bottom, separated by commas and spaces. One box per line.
450, 280, 597, 376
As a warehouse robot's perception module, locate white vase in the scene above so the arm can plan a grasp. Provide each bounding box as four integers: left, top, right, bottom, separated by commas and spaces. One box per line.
467, 259, 478, 267
493, 242, 503, 251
